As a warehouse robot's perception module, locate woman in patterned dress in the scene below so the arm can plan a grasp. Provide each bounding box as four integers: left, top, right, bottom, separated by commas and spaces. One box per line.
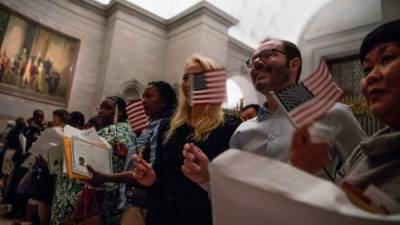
51, 96, 135, 225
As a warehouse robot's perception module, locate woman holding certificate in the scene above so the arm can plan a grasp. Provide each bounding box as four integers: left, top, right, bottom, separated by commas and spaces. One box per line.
97, 96, 136, 224
132, 55, 240, 225
51, 96, 135, 225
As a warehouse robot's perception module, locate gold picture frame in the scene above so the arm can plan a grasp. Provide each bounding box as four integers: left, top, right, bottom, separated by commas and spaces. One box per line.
0, 5, 80, 106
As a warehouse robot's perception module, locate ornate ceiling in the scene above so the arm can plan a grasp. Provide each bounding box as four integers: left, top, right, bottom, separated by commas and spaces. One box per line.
94, 0, 331, 48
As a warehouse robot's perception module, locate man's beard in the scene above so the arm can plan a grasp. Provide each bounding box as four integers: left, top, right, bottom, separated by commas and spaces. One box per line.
254, 65, 291, 93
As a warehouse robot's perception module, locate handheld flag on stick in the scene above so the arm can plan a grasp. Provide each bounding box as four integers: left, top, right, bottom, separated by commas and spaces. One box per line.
190, 69, 227, 105
114, 104, 119, 144
272, 59, 343, 129
113, 104, 119, 124
126, 99, 149, 133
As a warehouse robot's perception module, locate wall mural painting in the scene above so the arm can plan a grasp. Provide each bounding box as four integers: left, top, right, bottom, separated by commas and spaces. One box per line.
0, 6, 79, 105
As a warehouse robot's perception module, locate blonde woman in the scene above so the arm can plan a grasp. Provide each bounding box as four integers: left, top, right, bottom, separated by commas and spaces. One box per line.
132, 55, 239, 225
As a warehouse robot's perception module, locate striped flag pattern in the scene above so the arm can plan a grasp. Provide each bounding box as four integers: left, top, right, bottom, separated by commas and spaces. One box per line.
274, 59, 343, 128
190, 69, 227, 105
126, 99, 149, 133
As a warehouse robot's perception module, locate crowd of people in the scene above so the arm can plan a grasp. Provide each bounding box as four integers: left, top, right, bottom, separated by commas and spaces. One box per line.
0, 19, 398, 225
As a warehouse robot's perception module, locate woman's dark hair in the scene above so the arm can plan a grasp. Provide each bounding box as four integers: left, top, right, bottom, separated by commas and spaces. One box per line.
15, 117, 27, 131
106, 96, 128, 122
69, 111, 85, 129
148, 81, 178, 118
359, 19, 400, 63
86, 116, 99, 130
53, 109, 70, 124
33, 109, 44, 118
240, 104, 260, 113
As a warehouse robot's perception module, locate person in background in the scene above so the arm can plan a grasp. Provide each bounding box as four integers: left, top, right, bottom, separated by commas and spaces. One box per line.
87, 81, 178, 225
0, 120, 15, 149
2, 118, 28, 219
26, 110, 45, 128
68, 111, 85, 130
239, 104, 260, 121
25, 109, 47, 150
50, 109, 69, 128
33, 109, 69, 225
132, 55, 240, 225
0, 120, 16, 178
84, 116, 99, 131
290, 19, 400, 208
4, 118, 27, 164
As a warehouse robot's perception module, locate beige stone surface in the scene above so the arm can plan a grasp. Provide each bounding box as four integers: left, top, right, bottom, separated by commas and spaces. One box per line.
0, 0, 248, 120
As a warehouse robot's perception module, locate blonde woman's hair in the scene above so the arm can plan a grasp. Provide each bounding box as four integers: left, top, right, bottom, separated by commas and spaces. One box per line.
166, 54, 225, 141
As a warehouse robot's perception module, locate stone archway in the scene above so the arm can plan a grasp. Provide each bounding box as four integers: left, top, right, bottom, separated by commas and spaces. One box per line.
119, 80, 145, 101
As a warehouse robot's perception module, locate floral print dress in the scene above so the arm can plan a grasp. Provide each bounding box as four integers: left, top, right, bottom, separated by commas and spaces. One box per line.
51, 122, 135, 225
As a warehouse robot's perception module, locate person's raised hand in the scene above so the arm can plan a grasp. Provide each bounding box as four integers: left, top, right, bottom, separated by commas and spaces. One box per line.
181, 143, 210, 185
290, 124, 331, 174
132, 154, 155, 186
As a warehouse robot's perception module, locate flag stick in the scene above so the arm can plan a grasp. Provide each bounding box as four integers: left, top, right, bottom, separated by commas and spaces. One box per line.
114, 104, 119, 146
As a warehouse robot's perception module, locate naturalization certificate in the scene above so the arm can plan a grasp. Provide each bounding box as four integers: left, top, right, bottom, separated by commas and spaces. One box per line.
71, 136, 112, 177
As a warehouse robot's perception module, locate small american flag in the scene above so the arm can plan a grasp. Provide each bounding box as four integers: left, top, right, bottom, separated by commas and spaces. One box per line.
274, 59, 343, 128
126, 99, 149, 133
113, 104, 118, 124
190, 69, 227, 105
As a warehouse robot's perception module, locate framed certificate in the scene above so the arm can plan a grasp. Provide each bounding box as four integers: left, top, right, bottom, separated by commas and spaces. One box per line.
71, 136, 112, 177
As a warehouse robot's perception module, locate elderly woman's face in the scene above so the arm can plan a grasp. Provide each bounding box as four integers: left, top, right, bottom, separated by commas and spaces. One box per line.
360, 42, 400, 128
182, 62, 203, 99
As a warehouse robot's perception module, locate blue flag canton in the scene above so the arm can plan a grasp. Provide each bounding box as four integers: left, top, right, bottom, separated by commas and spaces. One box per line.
276, 83, 314, 112
193, 74, 207, 91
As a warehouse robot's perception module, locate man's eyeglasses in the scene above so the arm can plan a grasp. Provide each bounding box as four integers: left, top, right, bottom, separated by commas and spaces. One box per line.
246, 48, 286, 69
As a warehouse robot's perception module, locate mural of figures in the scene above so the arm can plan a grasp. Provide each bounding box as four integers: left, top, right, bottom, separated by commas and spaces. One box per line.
0, 7, 79, 104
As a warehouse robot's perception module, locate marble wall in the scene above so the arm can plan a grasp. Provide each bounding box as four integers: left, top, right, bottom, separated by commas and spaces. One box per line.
3, 0, 397, 122
0, 0, 256, 121
298, 0, 400, 77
